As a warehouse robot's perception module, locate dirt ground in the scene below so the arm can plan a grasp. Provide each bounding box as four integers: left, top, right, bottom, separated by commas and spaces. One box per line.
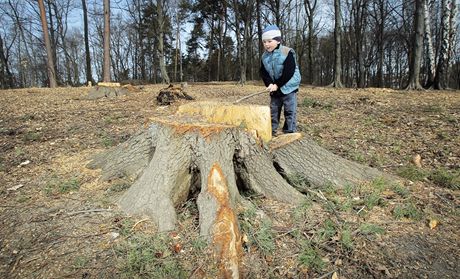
0, 82, 459, 278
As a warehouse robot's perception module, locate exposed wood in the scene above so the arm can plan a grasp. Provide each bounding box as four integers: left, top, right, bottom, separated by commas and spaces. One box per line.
97, 82, 121, 87
177, 101, 272, 142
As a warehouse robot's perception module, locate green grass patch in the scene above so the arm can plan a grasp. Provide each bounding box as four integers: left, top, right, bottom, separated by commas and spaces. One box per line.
340, 228, 353, 250
73, 256, 89, 269
392, 183, 410, 198
254, 220, 276, 256
396, 165, 428, 181
300, 97, 321, 108
298, 240, 325, 272
393, 202, 422, 220
23, 131, 42, 142
239, 203, 275, 256
115, 233, 186, 278
429, 168, 460, 190
359, 223, 385, 235
44, 175, 80, 195
293, 199, 313, 222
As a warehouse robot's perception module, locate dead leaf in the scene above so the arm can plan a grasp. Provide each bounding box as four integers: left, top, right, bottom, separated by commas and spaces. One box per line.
429, 219, 439, 229
172, 243, 182, 253
412, 154, 422, 168
331, 271, 339, 279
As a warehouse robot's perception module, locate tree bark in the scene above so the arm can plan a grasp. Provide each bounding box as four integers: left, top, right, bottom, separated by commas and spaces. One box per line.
103, 0, 111, 82
157, 0, 170, 84
405, 0, 424, 90
423, 0, 436, 88
0, 34, 14, 89
88, 102, 401, 277
433, 0, 452, 89
89, 114, 398, 231
38, 0, 57, 88
82, 0, 94, 85
332, 0, 344, 88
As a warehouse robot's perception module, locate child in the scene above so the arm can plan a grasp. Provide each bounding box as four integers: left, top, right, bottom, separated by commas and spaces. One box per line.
260, 25, 301, 136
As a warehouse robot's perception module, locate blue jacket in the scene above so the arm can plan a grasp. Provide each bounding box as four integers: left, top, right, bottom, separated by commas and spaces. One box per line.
261, 45, 301, 94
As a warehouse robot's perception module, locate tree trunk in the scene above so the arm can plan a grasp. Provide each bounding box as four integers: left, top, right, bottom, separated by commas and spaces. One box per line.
0, 34, 14, 88
103, 0, 111, 82
304, 0, 317, 85
82, 0, 94, 85
433, 0, 452, 90
38, 0, 57, 88
157, 0, 170, 84
405, 0, 424, 90
423, 0, 436, 88
332, 0, 344, 88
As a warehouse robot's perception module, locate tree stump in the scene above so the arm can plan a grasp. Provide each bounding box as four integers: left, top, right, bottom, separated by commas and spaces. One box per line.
87, 101, 400, 277
87, 82, 129, 99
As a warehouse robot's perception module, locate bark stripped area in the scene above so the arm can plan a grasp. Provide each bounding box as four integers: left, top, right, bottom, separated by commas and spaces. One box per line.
88, 114, 397, 276
205, 164, 242, 279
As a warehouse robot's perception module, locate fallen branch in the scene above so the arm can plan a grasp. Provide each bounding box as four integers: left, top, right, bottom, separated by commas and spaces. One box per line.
66, 208, 113, 216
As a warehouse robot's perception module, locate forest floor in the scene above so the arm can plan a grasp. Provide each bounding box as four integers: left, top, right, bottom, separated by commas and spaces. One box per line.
0, 82, 459, 279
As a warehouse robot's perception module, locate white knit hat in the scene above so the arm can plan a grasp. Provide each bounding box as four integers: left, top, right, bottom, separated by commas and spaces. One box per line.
262, 25, 281, 41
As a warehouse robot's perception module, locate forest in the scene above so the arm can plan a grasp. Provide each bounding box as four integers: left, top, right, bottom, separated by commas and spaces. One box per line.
0, 0, 459, 90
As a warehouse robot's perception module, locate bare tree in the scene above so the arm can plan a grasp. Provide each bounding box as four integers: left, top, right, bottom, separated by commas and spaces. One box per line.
156, 0, 170, 84
332, 0, 344, 87
82, 0, 94, 85
423, 0, 436, 88
0, 34, 15, 88
303, 0, 317, 85
406, 0, 424, 90
103, 0, 111, 82
38, 0, 57, 88
434, 0, 452, 89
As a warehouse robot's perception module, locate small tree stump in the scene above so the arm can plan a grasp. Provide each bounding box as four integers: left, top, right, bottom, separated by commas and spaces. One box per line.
87, 83, 129, 99
156, 84, 194, 105
88, 101, 400, 277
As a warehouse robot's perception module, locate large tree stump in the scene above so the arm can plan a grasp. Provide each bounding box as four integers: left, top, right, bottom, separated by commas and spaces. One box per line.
88, 101, 399, 277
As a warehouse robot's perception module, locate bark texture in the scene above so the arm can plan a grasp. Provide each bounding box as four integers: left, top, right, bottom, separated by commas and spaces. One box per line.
270, 134, 399, 191
88, 111, 399, 277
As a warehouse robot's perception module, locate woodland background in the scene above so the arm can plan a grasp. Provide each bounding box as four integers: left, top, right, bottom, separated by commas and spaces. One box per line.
0, 0, 459, 90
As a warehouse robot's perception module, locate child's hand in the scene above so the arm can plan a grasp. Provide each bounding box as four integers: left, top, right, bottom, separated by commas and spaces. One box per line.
266, 84, 278, 92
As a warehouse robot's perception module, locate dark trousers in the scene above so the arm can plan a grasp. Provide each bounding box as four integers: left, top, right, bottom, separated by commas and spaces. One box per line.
270, 90, 297, 134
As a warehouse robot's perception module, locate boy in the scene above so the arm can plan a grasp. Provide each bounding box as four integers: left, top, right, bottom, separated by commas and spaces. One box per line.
260, 25, 301, 137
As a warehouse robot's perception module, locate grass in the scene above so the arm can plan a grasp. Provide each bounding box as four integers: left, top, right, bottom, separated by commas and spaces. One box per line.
239, 203, 276, 256
73, 256, 89, 269
396, 165, 428, 181
107, 180, 131, 194
429, 168, 460, 190
254, 220, 276, 256
317, 219, 336, 241
359, 223, 385, 235
298, 240, 325, 272
397, 165, 459, 190
392, 183, 410, 198
115, 233, 187, 279
300, 97, 321, 108
393, 202, 422, 220
23, 131, 42, 142
340, 228, 353, 250
44, 175, 80, 195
